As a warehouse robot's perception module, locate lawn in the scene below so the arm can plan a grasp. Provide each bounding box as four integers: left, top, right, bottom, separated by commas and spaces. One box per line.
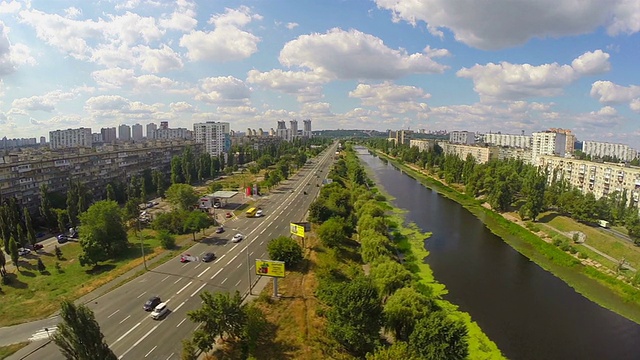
0, 228, 167, 327
0, 342, 29, 359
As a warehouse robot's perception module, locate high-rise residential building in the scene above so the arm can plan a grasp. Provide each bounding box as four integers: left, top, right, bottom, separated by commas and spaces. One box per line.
450, 131, 476, 145
49, 128, 93, 149
92, 133, 103, 143
101, 127, 117, 143
193, 121, 230, 157
549, 128, 576, 154
582, 141, 637, 162
40, 136, 46, 144
160, 121, 169, 130
290, 120, 299, 138
276, 121, 290, 140
146, 123, 157, 139
303, 119, 312, 138
269, 128, 275, 136
132, 123, 143, 141
118, 124, 131, 141
156, 127, 192, 140
483, 133, 532, 148
532, 131, 566, 162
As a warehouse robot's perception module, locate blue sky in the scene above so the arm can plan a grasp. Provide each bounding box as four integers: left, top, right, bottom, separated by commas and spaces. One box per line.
1, 0, 639, 147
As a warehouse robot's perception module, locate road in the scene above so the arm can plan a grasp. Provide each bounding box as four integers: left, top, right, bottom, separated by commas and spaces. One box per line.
15, 142, 338, 360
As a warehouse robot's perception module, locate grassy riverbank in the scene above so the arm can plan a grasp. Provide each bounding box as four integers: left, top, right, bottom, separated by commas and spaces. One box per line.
373, 150, 640, 325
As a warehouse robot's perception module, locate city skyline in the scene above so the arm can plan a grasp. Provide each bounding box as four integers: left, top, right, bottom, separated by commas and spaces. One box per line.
1, 1, 639, 146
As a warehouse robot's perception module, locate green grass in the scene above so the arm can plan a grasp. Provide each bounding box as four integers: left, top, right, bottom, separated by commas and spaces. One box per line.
0, 342, 29, 359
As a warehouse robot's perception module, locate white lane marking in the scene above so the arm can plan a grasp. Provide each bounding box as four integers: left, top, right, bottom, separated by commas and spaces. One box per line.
268, 232, 272, 238
235, 279, 242, 287
176, 281, 193, 295
260, 240, 264, 245
145, 345, 157, 358
161, 275, 170, 282
166, 354, 174, 360
181, 262, 189, 268
236, 262, 242, 269
217, 253, 226, 261
210, 268, 223, 280
29, 326, 57, 341
136, 291, 147, 299
221, 277, 228, 285
224, 258, 234, 267
261, 252, 266, 258
249, 251, 254, 256
191, 283, 207, 297
119, 315, 131, 324
112, 322, 141, 346
118, 324, 159, 359
173, 278, 182, 284
176, 318, 186, 328
174, 300, 186, 312
197, 267, 210, 278
260, 228, 266, 235
108, 310, 120, 318
195, 263, 202, 269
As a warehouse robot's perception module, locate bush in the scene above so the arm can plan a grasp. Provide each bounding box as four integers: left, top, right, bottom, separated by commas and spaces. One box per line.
578, 251, 589, 259
568, 246, 578, 254
54, 245, 63, 260
152, 210, 189, 234
267, 236, 303, 267
55, 262, 63, 274
157, 230, 176, 249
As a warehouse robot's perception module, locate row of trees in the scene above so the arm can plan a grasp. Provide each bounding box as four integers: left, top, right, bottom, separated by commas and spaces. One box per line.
310, 144, 469, 359
366, 138, 640, 243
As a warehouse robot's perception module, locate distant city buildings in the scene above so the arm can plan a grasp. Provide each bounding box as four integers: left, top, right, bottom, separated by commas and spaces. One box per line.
118, 124, 131, 141
1, 137, 39, 149
101, 127, 117, 143
273, 119, 312, 141
49, 128, 92, 149
582, 141, 637, 162
132, 123, 143, 141
193, 121, 231, 157
442, 143, 499, 164
146, 123, 157, 139
449, 131, 476, 145
409, 139, 435, 152
388, 130, 413, 145
483, 132, 532, 149
532, 131, 566, 161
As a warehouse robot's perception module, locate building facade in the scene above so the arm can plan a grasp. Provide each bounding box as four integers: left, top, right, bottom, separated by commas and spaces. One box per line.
302, 119, 312, 138
132, 124, 143, 141
482, 133, 532, 148
118, 124, 131, 141
146, 123, 157, 139
193, 121, 230, 157
101, 127, 117, 143
49, 128, 92, 149
442, 143, 499, 164
532, 131, 566, 162
549, 128, 576, 154
409, 139, 435, 152
450, 131, 476, 145
582, 141, 637, 162
156, 127, 192, 140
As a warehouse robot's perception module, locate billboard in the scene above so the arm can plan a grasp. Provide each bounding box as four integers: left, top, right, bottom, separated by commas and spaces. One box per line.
290, 223, 305, 237
255, 259, 285, 278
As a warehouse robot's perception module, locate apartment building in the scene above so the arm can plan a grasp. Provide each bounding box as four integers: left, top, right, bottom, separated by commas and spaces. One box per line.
449, 131, 476, 145
302, 119, 312, 138
193, 121, 230, 157
118, 124, 131, 141
132, 124, 143, 141
101, 127, 117, 143
582, 141, 637, 162
549, 128, 576, 154
409, 139, 436, 152
538, 155, 640, 206
49, 128, 92, 149
388, 130, 413, 145
482, 133, 532, 149
0, 140, 203, 212
155, 127, 192, 140
532, 131, 566, 162
146, 123, 157, 139
498, 147, 533, 164
442, 143, 499, 164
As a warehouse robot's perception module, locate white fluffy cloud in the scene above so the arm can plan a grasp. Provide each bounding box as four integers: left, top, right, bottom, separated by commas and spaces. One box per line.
349, 82, 430, 115
85, 95, 164, 120
11, 90, 76, 112
195, 76, 251, 105
91, 67, 179, 91
457, 50, 610, 101
0, 21, 35, 75
590, 80, 640, 104
180, 6, 261, 62
376, 0, 640, 49
247, 69, 327, 103
279, 28, 448, 80
0, 1, 21, 14
170, 101, 196, 112
159, 0, 197, 32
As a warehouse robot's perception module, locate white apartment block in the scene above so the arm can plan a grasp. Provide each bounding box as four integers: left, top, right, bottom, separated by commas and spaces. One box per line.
49, 128, 92, 149
132, 124, 143, 141
302, 119, 312, 138
193, 122, 230, 157
449, 131, 476, 145
483, 133, 532, 149
146, 123, 157, 139
442, 143, 499, 164
118, 124, 131, 141
538, 155, 640, 206
156, 128, 192, 140
409, 139, 435, 152
582, 141, 637, 162
498, 147, 533, 164
532, 132, 566, 162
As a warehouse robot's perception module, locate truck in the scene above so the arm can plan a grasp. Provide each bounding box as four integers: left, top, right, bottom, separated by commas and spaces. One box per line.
598, 220, 610, 228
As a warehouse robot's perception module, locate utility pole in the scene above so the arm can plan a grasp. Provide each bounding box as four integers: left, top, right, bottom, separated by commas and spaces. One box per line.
138, 218, 147, 271
246, 245, 252, 295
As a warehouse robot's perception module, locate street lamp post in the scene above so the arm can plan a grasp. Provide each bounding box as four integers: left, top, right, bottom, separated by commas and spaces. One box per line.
246, 245, 252, 295
138, 218, 147, 271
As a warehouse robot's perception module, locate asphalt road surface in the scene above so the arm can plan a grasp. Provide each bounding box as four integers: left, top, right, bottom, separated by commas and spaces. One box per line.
17, 142, 338, 360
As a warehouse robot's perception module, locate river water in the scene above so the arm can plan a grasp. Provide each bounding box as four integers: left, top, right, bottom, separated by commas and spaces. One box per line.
358, 148, 640, 360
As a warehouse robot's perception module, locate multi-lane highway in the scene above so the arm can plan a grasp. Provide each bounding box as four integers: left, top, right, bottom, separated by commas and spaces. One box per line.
20, 142, 338, 360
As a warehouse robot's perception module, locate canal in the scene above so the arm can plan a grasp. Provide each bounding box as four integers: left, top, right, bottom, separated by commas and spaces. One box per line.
358, 148, 640, 360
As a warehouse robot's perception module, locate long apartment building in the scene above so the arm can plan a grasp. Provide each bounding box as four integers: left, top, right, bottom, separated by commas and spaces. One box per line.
49, 128, 93, 149
538, 155, 640, 206
582, 141, 637, 162
0, 140, 202, 211
449, 131, 476, 145
482, 133, 532, 148
409, 139, 436, 152
442, 143, 500, 164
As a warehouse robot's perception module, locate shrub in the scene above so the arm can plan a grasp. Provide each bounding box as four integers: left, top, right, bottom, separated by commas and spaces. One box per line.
578, 251, 589, 259
267, 236, 303, 267
568, 246, 578, 254
157, 230, 176, 249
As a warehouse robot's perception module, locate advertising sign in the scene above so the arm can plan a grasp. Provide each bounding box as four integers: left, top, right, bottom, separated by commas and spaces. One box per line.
255, 259, 285, 278
290, 223, 305, 237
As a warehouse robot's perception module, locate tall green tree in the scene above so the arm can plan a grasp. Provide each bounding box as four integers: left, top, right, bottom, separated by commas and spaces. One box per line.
365, 342, 420, 360
165, 183, 198, 211
370, 260, 414, 298
16, 224, 25, 247
408, 311, 469, 360
56, 209, 68, 234
171, 156, 184, 184
9, 236, 19, 270
0, 248, 7, 277
626, 207, 640, 244
39, 184, 55, 228
78, 201, 128, 267
316, 217, 348, 248
52, 300, 118, 360
383, 287, 433, 341
267, 236, 303, 267
140, 177, 147, 203
183, 211, 211, 241
24, 208, 37, 247
0, 206, 11, 254
66, 184, 79, 227
187, 291, 246, 352
152, 170, 166, 197
105, 184, 116, 202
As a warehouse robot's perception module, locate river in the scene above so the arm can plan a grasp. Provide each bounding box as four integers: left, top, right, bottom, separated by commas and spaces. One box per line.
358, 148, 640, 360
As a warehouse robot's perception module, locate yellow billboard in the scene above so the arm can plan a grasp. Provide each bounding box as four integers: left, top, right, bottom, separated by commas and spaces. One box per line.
255, 259, 285, 278
290, 223, 305, 237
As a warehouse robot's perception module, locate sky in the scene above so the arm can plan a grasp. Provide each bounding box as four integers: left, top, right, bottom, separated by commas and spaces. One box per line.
0, 0, 640, 147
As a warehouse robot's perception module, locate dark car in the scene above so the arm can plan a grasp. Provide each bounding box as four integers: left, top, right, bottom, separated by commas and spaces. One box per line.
31, 243, 44, 251
202, 253, 215, 262
225, 212, 233, 218
57, 234, 68, 244
215, 226, 224, 234
143, 296, 162, 311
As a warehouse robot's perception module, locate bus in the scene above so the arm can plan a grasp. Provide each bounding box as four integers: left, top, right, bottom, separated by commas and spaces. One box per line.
245, 207, 258, 217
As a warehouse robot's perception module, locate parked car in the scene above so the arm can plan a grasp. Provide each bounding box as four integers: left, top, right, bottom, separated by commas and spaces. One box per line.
151, 302, 168, 320
215, 226, 225, 234
18, 248, 31, 256
225, 212, 233, 218
31, 243, 44, 251
232, 233, 244, 243
213, 202, 221, 208
57, 235, 68, 244
143, 296, 162, 311
202, 252, 216, 262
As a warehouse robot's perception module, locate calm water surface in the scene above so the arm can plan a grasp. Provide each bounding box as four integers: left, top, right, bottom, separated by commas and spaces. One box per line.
358, 148, 640, 360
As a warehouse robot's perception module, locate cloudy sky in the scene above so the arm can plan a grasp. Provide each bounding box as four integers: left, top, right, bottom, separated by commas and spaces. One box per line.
1, 0, 639, 147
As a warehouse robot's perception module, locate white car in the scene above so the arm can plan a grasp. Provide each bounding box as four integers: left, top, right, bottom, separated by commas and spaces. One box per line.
151, 302, 168, 320
18, 248, 31, 256
256, 210, 263, 217
231, 233, 244, 243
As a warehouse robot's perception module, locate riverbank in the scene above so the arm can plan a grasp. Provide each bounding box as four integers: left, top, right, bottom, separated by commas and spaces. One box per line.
371, 149, 640, 325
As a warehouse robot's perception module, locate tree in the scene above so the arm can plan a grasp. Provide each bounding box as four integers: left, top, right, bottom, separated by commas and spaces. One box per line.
409, 311, 469, 360
78, 201, 128, 267
39, 184, 55, 228
267, 236, 303, 267
37, 258, 46, 273
370, 260, 413, 298
166, 183, 198, 211
24, 208, 37, 247
52, 300, 117, 360
152, 170, 166, 197
9, 237, 18, 270
67, 185, 79, 227
241, 303, 269, 357
56, 209, 68, 234
157, 230, 176, 249
16, 223, 26, 247
181, 338, 198, 360
365, 342, 420, 360
124, 199, 140, 223
626, 208, 640, 244
317, 217, 348, 248
188, 291, 246, 352
55, 245, 63, 260
326, 276, 382, 355
183, 211, 211, 241
106, 184, 116, 202
0, 249, 7, 277
171, 156, 183, 184
383, 287, 433, 341
140, 177, 147, 204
